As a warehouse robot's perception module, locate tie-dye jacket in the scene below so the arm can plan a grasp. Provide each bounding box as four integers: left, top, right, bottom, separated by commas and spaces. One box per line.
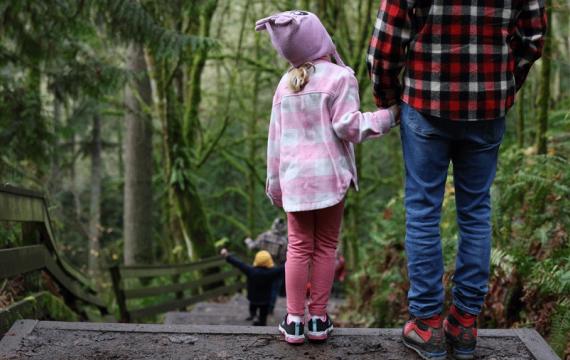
266, 60, 394, 212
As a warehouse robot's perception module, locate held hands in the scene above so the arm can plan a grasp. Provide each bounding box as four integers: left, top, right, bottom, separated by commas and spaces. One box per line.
388, 104, 401, 128
220, 248, 229, 258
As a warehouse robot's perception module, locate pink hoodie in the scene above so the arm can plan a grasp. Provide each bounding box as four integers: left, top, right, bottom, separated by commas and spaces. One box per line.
266, 60, 394, 212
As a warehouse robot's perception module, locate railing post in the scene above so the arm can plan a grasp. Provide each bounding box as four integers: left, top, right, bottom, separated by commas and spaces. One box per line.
109, 265, 129, 323
21, 223, 40, 245
171, 274, 186, 311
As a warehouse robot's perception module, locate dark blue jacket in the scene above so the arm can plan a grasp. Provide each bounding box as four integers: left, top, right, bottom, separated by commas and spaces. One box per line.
226, 255, 284, 305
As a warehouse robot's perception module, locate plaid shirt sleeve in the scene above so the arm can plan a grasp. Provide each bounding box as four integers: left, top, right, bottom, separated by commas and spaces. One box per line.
366, 0, 414, 108
511, 0, 547, 90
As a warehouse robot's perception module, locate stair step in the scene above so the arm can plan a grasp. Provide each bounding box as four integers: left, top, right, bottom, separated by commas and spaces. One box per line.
165, 294, 341, 326
0, 320, 560, 360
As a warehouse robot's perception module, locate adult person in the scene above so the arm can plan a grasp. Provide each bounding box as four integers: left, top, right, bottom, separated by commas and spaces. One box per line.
245, 217, 288, 266
367, 2, 546, 359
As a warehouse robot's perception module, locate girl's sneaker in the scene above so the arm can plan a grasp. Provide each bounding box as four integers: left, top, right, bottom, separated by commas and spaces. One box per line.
279, 314, 305, 344
307, 314, 333, 341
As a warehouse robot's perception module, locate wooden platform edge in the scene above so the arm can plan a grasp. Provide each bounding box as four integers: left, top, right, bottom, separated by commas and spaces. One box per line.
515, 328, 561, 360
12, 320, 545, 338
0, 320, 38, 357
1, 320, 561, 360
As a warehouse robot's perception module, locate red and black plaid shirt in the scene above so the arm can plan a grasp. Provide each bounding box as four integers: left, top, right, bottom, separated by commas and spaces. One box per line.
367, 0, 547, 120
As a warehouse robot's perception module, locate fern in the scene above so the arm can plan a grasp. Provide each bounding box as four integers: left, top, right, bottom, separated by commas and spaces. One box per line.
549, 300, 570, 357
490, 248, 515, 276
92, 0, 218, 57
527, 259, 570, 296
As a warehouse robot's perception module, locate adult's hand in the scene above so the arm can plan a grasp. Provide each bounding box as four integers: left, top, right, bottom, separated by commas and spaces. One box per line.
388, 104, 401, 127
244, 237, 254, 249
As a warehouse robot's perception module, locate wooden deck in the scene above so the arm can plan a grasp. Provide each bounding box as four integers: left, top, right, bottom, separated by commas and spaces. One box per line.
0, 320, 560, 359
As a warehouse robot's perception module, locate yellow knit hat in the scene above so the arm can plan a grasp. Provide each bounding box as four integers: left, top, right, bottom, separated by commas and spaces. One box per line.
253, 250, 274, 268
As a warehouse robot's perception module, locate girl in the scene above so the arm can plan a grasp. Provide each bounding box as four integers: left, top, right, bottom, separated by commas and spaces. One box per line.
255, 10, 398, 344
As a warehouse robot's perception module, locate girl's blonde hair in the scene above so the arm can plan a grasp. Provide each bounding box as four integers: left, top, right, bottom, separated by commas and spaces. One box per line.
287, 62, 315, 92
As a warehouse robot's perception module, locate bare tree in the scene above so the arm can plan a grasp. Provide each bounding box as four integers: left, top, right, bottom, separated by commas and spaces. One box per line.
123, 43, 154, 265
88, 113, 102, 278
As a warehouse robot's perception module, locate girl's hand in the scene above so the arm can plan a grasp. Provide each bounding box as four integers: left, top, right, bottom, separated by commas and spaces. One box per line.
388, 104, 400, 127
220, 248, 229, 258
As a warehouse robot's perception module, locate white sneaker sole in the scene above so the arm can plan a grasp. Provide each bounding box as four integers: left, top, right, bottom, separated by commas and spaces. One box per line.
278, 324, 305, 344
307, 325, 333, 341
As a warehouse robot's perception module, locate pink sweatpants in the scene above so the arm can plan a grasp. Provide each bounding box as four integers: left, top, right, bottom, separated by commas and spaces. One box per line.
285, 201, 344, 316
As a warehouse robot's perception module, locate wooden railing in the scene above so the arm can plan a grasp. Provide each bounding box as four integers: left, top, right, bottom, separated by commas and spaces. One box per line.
0, 185, 108, 326
110, 256, 244, 322
0, 185, 245, 326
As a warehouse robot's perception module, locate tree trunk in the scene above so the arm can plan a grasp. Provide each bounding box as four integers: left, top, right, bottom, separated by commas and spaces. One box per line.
49, 93, 63, 195
175, 181, 216, 260
535, 0, 552, 155
88, 113, 102, 279
247, 9, 260, 238
123, 43, 154, 266
146, 53, 183, 263
173, 0, 219, 260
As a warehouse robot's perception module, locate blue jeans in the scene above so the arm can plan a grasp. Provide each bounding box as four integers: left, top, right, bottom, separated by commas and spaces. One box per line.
400, 103, 505, 318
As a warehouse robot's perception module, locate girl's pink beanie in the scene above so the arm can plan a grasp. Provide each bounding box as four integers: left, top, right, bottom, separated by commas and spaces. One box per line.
255, 10, 346, 68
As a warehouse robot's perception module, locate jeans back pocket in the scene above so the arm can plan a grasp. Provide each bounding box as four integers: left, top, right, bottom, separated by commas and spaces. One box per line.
402, 103, 441, 137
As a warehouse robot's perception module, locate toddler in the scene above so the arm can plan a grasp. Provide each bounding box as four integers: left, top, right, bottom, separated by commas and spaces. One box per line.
221, 248, 284, 326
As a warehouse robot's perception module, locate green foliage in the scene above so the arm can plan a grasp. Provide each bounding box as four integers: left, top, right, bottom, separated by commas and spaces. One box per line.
0, 1, 568, 357
0, 291, 79, 334
94, 0, 217, 57
0, 223, 22, 250
0, 84, 51, 169
549, 300, 570, 356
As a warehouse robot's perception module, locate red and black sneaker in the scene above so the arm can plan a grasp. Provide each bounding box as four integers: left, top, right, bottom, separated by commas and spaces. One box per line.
444, 305, 477, 360
402, 315, 447, 360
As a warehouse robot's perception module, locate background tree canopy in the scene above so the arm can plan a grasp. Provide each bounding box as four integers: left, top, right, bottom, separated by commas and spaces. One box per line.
0, 0, 569, 357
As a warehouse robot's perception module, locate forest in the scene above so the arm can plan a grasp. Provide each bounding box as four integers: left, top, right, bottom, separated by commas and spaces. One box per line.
0, 0, 568, 358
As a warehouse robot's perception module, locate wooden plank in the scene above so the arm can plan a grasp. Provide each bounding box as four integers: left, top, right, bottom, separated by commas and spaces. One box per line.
129, 282, 245, 321
42, 251, 106, 308
29, 322, 542, 338
39, 207, 97, 293
120, 258, 226, 278
0, 186, 106, 315
0, 247, 105, 312
110, 265, 130, 323
515, 328, 561, 360
0, 185, 44, 198
124, 269, 241, 299
0, 192, 44, 222
0, 320, 38, 357
121, 255, 222, 270
0, 187, 97, 293
0, 245, 47, 278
